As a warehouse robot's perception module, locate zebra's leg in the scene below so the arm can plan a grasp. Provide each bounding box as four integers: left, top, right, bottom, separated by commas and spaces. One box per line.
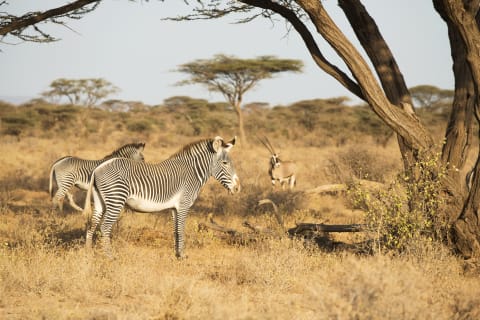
66, 191, 83, 212
52, 188, 66, 212
289, 175, 296, 189
85, 188, 104, 250
99, 195, 127, 258
53, 177, 74, 213
172, 208, 188, 259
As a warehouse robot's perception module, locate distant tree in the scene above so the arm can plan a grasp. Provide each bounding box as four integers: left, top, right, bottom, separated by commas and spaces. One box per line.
42, 78, 119, 107
176, 54, 303, 144
410, 85, 453, 109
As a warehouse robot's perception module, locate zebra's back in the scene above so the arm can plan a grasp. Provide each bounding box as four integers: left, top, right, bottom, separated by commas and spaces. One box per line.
53, 157, 104, 189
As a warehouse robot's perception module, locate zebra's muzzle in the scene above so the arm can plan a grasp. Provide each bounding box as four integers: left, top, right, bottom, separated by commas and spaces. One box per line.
230, 176, 241, 194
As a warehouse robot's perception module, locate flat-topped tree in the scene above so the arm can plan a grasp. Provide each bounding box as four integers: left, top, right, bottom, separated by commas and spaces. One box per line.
42, 78, 119, 107
176, 54, 303, 145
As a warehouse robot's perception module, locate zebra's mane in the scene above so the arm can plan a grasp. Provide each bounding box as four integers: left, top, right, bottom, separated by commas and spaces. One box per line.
102, 142, 144, 159
169, 139, 215, 159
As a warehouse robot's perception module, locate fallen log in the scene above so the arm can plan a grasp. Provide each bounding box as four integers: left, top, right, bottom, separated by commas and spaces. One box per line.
197, 214, 269, 245
288, 223, 366, 237
198, 213, 239, 236
304, 179, 384, 195
242, 221, 274, 234
304, 184, 347, 194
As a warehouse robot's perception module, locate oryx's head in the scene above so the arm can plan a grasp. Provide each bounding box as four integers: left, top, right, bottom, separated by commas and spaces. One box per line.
211, 136, 241, 194
270, 153, 281, 168
258, 135, 280, 168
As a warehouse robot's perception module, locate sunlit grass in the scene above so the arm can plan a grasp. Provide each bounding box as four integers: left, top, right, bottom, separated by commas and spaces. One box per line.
1, 134, 479, 319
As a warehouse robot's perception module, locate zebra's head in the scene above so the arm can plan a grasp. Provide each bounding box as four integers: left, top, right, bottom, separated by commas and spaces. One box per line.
107, 142, 146, 162
211, 136, 241, 194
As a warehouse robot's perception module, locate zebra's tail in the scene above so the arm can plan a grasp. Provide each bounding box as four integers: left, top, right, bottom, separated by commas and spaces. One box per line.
83, 172, 95, 219
48, 163, 56, 199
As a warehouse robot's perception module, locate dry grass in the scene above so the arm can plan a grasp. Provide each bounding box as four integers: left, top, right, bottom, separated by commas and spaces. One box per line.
1, 135, 480, 319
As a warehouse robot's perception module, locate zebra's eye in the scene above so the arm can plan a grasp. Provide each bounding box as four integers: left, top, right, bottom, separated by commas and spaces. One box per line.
222, 161, 228, 165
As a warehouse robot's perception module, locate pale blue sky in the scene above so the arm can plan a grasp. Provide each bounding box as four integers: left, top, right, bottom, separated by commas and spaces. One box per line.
0, 1, 452, 106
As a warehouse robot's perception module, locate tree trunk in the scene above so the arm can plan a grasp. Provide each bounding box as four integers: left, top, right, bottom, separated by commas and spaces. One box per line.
433, 0, 480, 257
296, 0, 433, 151
338, 0, 420, 175
434, 1, 476, 181
233, 97, 247, 146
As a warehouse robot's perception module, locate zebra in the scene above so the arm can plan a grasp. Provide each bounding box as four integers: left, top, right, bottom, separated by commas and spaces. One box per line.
258, 136, 297, 189
49, 142, 146, 212
83, 136, 240, 259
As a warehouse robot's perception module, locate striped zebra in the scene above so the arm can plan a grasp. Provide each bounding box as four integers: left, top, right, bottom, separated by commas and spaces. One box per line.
83, 136, 240, 259
49, 142, 145, 212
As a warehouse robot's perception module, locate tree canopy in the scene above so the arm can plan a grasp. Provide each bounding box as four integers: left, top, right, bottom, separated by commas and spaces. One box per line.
177, 54, 303, 144
410, 85, 453, 109
42, 78, 119, 107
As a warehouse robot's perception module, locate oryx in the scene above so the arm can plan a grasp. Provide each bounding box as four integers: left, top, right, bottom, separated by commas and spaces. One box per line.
258, 136, 297, 189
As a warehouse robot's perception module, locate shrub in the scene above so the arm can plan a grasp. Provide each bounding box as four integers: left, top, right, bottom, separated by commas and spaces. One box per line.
1, 115, 35, 137
126, 120, 152, 133
326, 145, 400, 183
348, 150, 446, 254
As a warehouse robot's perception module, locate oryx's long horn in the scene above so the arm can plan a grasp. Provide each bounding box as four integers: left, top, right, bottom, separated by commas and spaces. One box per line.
263, 135, 277, 155
257, 135, 275, 155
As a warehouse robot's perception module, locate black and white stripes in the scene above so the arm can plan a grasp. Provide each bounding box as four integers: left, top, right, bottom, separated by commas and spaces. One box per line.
84, 136, 240, 259
49, 142, 145, 212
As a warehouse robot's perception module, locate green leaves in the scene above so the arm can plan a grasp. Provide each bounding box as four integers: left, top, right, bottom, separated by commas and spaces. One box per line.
176, 54, 303, 104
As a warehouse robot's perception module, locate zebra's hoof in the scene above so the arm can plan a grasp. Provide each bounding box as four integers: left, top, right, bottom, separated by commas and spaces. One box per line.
175, 253, 188, 260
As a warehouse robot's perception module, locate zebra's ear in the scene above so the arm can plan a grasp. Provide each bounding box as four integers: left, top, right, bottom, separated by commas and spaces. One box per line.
223, 136, 236, 152
212, 136, 223, 153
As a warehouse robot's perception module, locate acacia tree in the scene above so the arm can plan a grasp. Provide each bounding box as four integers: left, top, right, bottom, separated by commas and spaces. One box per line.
410, 85, 454, 110
42, 78, 119, 107
176, 54, 303, 144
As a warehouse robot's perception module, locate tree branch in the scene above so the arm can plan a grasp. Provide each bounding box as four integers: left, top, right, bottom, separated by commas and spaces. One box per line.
0, 0, 100, 41
240, 0, 365, 100
293, 0, 433, 150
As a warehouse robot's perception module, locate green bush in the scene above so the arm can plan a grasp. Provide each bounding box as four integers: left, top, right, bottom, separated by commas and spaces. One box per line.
348, 150, 446, 254
127, 120, 152, 133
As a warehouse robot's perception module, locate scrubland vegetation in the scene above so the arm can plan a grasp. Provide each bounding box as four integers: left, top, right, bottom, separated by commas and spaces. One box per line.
1, 98, 480, 319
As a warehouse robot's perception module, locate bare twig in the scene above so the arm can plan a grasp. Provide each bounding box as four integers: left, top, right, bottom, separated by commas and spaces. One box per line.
257, 199, 284, 230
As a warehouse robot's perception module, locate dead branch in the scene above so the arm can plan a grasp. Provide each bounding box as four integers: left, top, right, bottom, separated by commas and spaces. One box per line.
288, 223, 366, 237
304, 179, 385, 195
257, 198, 285, 230
304, 184, 347, 194
198, 214, 272, 245
242, 221, 274, 234
198, 213, 240, 236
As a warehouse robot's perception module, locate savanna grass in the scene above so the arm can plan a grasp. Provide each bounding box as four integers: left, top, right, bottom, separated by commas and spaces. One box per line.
1, 111, 479, 319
